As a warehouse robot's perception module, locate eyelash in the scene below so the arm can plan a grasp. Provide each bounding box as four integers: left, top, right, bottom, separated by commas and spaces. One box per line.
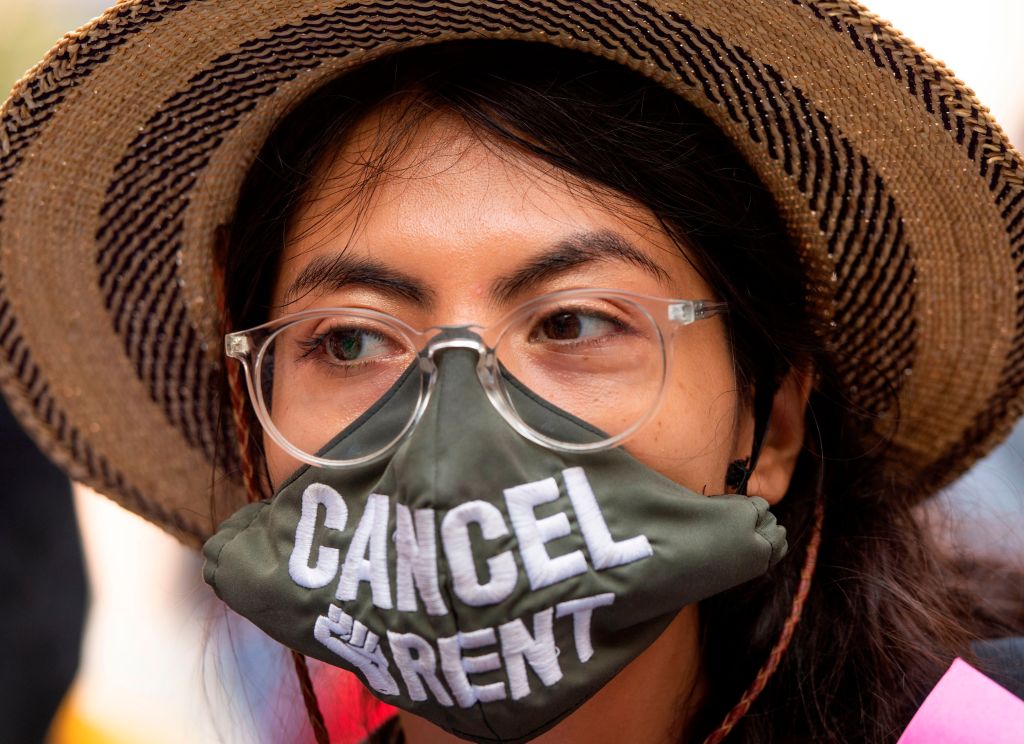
296, 327, 392, 366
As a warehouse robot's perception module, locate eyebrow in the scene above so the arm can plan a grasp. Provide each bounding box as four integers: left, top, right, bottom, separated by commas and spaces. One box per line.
282, 252, 435, 307
489, 229, 670, 305
281, 229, 670, 308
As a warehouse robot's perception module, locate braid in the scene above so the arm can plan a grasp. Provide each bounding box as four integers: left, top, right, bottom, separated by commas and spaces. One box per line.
224, 355, 261, 501
702, 494, 825, 743
291, 650, 332, 744
218, 260, 331, 743
226, 351, 332, 742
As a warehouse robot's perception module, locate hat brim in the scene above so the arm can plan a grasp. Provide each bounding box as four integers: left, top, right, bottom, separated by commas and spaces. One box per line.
1, 0, 1022, 548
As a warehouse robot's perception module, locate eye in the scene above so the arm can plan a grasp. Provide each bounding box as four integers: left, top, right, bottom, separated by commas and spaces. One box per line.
302, 326, 395, 365
530, 309, 627, 344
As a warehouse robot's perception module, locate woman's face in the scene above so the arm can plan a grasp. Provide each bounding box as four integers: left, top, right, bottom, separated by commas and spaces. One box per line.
264, 106, 752, 493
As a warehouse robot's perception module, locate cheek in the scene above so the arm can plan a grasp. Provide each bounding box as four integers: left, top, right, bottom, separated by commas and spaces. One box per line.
261, 382, 334, 489
265, 431, 304, 489
261, 358, 401, 488
262, 397, 381, 489
622, 331, 741, 493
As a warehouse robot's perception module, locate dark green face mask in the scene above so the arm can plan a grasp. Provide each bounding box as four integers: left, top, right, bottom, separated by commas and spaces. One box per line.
203, 346, 787, 743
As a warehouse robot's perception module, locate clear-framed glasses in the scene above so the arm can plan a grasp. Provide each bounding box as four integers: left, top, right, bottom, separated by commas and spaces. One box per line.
225, 288, 727, 468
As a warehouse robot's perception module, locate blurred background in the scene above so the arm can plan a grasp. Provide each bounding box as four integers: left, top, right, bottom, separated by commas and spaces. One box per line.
1, 0, 1023, 743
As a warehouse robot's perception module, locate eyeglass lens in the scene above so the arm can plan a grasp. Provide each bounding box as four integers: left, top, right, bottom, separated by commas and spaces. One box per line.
257, 294, 666, 462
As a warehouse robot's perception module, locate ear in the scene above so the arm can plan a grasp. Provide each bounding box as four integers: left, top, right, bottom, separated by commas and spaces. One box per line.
743, 365, 814, 505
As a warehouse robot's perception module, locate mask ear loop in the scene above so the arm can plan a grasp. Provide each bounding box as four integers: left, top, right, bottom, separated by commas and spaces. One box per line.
726, 380, 775, 495
703, 381, 826, 743
215, 245, 331, 744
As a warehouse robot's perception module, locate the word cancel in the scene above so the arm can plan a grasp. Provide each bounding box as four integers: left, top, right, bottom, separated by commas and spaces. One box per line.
288, 466, 653, 706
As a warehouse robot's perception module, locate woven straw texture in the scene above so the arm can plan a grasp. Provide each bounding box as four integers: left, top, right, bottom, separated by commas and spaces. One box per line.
1, 0, 1022, 549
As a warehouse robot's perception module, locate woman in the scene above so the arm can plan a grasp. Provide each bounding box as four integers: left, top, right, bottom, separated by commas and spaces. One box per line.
1, 2, 1021, 742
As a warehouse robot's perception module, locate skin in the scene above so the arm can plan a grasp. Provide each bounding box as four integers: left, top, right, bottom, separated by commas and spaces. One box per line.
264, 104, 811, 742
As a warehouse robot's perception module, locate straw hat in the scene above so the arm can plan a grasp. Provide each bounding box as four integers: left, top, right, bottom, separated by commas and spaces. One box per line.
1, 0, 1022, 550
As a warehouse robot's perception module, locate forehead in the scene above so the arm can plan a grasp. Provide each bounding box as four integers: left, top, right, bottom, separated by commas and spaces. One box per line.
272, 105, 708, 313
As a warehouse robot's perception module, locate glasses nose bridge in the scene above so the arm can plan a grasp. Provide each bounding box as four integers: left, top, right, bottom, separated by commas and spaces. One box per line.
421, 325, 490, 361
419, 326, 503, 405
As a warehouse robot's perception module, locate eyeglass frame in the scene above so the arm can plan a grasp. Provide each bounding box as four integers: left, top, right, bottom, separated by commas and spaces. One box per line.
224, 287, 728, 468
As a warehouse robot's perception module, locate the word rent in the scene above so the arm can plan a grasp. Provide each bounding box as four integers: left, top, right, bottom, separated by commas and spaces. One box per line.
314, 593, 615, 705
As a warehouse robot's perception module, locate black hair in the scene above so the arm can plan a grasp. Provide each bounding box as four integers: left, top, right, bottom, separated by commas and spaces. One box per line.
221, 40, 1022, 742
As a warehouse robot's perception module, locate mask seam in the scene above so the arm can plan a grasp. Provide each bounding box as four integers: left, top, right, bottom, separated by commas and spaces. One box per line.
439, 351, 503, 742
431, 366, 462, 735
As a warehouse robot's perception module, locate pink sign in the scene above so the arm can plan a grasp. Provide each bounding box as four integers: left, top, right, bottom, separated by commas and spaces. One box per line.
897, 658, 1024, 743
